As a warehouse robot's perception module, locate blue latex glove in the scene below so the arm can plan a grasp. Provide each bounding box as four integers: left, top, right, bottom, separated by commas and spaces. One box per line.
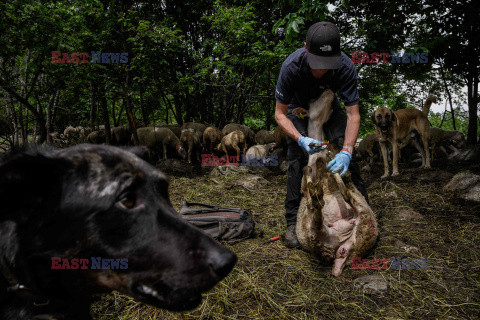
298, 136, 325, 154
327, 151, 352, 176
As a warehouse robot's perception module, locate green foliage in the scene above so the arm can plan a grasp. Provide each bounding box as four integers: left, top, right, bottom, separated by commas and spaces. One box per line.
429, 109, 470, 134
0, 0, 476, 144
273, 1, 328, 43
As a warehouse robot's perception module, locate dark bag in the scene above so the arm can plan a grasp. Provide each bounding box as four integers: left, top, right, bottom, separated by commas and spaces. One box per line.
179, 201, 262, 241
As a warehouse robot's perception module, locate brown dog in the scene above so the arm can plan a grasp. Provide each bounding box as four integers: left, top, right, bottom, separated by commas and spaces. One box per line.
371, 95, 437, 178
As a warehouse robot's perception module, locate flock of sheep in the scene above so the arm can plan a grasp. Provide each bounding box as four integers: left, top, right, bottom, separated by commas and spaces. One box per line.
56, 122, 466, 168
57, 123, 288, 166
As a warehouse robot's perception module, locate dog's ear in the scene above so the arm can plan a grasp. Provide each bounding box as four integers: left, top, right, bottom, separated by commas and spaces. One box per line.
0, 149, 70, 223
390, 110, 396, 122
370, 112, 377, 125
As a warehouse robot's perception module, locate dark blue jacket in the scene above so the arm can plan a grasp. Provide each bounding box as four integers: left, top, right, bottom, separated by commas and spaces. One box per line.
275, 48, 359, 110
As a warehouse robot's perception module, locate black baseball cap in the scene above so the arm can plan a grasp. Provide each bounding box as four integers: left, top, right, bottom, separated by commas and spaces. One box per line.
306, 21, 342, 69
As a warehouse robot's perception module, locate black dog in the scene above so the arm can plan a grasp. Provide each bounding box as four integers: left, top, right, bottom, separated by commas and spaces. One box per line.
0, 144, 236, 319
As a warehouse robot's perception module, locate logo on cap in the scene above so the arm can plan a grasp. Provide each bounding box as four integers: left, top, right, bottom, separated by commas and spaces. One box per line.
319, 45, 332, 52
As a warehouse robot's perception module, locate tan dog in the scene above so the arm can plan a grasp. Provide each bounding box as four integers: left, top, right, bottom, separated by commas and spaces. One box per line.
371, 95, 437, 178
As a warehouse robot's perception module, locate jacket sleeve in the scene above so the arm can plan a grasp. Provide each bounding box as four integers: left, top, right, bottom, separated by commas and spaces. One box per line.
275, 63, 296, 105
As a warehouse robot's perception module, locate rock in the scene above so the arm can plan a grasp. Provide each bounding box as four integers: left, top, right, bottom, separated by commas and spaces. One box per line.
444, 171, 480, 190
392, 207, 424, 221
444, 171, 480, 203
448, 145, 480, 161
279, 160, 289, 172
209, 165, 249, 177
382, 191, 398, 200
353, 275, 388, 295
394, 240, 419, 253
416, 170, 453, 182
361, 164, 371, 173
234, 175, 268, 191
247, 166, 271, 175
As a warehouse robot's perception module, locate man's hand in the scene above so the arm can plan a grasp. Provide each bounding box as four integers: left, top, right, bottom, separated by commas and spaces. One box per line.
327, 151, 352, 176
298, 136, 325, 154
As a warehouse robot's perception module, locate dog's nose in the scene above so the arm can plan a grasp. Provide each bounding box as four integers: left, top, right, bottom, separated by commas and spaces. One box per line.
207, 249, 237, 279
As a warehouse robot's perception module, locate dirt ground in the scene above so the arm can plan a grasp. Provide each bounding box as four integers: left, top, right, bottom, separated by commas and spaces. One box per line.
91, 158, 480, 320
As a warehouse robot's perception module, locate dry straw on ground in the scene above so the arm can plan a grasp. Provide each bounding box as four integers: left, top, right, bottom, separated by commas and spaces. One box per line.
91, 160, 480, 320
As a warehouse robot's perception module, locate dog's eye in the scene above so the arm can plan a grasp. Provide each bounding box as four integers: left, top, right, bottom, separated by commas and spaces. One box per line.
118, 193, 136, 209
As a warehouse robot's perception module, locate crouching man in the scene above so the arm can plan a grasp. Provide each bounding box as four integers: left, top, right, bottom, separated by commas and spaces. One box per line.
274, 21, 369, 248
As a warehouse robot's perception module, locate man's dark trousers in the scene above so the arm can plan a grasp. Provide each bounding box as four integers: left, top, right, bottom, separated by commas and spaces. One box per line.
284, 99, 369, 227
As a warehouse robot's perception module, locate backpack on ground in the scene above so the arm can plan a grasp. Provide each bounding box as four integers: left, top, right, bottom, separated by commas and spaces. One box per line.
179, 201, 262, 241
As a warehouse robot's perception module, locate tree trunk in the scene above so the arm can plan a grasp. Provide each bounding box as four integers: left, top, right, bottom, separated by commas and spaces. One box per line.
46, 93, 53, 144
221, 88, 228, 128
440, 65, 456, 130
50, 91, 59, 134
163, 92, 181, 124
439, 100, 447, 128
24, 107, 29, 141
0, 84, 47, 143
139, 87, 148, 126
5, 94, 19, 147
17, 103, 26, 143
466, 69, 478, 145
90, 81, 96, 131
116, 101, 125, 126
125, 70, 139, 145
111, 97, 117, 127
33, 101, 41, 142
165, 103, 169, 124
100, 83, 112, 145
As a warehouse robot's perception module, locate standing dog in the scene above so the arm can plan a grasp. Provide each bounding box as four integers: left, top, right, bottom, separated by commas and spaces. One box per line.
371, 95, 437, 178
0, 144, 236, 319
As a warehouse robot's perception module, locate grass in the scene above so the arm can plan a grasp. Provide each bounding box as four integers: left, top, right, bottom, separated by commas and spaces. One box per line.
91, 159, 480, 320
